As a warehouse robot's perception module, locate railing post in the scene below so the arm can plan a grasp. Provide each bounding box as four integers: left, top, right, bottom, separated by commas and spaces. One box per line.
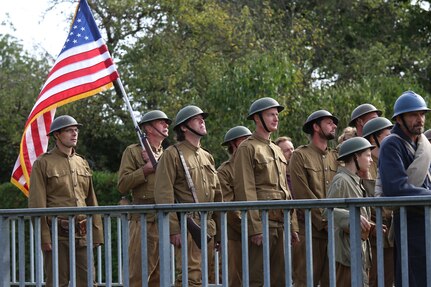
349, 206, 362, 287
284, 209, 292, 286
0, 216, 11, 287
158, 210, 171, 287
305, 209, 314, 287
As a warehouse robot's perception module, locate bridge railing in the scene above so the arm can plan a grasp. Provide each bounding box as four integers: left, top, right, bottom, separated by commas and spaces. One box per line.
1, 196, 431, 287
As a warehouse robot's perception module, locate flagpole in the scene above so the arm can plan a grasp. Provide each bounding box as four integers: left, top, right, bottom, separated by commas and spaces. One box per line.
113, 78, 158, 168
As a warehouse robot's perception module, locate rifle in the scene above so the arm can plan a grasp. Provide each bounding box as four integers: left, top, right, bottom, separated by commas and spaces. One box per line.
113, 78, 157, 167
174, 145, 211, 249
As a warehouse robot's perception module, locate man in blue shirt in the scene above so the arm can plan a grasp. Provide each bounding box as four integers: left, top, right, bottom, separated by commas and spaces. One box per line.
379, 91, 431, 286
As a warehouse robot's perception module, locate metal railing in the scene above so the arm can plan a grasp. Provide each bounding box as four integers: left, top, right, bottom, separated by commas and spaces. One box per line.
1, 196, 431, 287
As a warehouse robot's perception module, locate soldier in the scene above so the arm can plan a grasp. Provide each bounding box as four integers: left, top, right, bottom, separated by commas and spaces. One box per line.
28, 115, 103, 287
362, 117, 394, 287
379, 91, 431, 286
154, 105, 222, 286
325, 137, 374, 286
290, 110, 339, 287
337, 126, 357, 144
117, 110, 171, 287
424, 129, 431, 142
218, 125, 252, 286
234, 97, 299, 286
275, 136, 295, 191
349, 103, 382, 136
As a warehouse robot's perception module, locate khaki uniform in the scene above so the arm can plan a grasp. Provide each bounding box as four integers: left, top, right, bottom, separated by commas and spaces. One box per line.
118, 143, 162, 287
234, 133, 298, 287
326, 166, 372, 286
28, 147, 103, 287
364, 157, 394, 287
154, 141, 222, 287
289, 143, 338, 287
217, 155, 242, 286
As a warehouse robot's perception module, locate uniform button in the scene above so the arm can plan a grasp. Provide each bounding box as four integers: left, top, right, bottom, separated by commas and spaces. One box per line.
326, 180, 329, 184
325, 167, 328, 171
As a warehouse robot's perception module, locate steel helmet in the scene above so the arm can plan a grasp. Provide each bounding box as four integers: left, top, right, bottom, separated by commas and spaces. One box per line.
392, 91, 430, 120
349, 104, 382, 126
222, 126, 252, 146
302, 110, 339, 134
338, 137, 375, 161
424, 129, 431, 141
48, 115, 82, 136
173, 105, 208, 129
139, 110, 172, 125
362, 117, 393, 139
247, 97, 284, 120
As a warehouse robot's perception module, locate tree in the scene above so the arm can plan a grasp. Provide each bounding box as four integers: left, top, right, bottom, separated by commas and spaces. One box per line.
0, 34, 50, 183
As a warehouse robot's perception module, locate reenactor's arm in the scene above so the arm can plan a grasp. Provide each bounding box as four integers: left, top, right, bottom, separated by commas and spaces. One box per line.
117, 145, 147, 194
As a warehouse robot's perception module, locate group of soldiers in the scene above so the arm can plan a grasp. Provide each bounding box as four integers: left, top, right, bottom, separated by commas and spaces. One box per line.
28, 90, 431, 287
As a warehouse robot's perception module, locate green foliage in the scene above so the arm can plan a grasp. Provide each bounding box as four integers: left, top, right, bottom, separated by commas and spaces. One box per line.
1, 0, 430, 181
0, 34, 50, 183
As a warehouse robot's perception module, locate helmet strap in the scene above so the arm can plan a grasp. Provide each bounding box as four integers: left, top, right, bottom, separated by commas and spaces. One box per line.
354, 156, 361, 172
372, 134, 380, 148
258, 113, 271, 133
149, 123, 168, 138
185, 124, 205, 137
400, 115, 414, 135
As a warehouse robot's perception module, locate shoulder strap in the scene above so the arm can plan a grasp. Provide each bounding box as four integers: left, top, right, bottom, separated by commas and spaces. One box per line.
390, 133, 415, 156
173, 145, 199, 203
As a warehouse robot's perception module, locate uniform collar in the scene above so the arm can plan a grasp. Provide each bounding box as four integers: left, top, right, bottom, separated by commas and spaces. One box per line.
180, 140, 200, 151
251, 132, 271, 144
309, 141, 329, 155
338, 166, 361, 185
51, 146, 76, 158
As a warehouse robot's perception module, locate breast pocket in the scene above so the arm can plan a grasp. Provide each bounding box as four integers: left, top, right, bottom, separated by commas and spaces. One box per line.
75, 167, 92, 197
203, 164, 218, 199
46, 169, 69, 186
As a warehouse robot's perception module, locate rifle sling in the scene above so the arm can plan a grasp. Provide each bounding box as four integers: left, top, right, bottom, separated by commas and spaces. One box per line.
173, 145, 199, 203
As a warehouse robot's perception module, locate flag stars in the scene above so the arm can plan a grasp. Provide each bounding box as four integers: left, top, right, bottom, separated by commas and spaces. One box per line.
73, 25, 78, 30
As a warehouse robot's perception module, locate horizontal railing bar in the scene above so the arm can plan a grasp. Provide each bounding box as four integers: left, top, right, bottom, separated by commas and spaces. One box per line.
1, 196, 431, 218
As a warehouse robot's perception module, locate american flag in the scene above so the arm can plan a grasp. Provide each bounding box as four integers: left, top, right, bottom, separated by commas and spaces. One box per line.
11, 0, 119, 196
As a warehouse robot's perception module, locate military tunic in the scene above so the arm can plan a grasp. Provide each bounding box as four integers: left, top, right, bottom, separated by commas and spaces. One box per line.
117, 143, 162, 287
28, 146, 103, 287
217, 155, 242, 286
326, 166, 372, 286
234, 133, 298, 287
154, 140, 222, 286
289, 142, 338, 287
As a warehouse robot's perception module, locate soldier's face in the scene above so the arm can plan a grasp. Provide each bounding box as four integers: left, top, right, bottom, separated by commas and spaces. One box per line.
277, 140, 294, 161
399, 111, 426, 136
357, 112, 379, 128
260, 108, 279, 132
376, 128, 391, 144
57, 126, 79, 148
150, 119, 169, 137
317, 117, 337, 140
188, 115, 207, 135
356, 149, 373, 172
